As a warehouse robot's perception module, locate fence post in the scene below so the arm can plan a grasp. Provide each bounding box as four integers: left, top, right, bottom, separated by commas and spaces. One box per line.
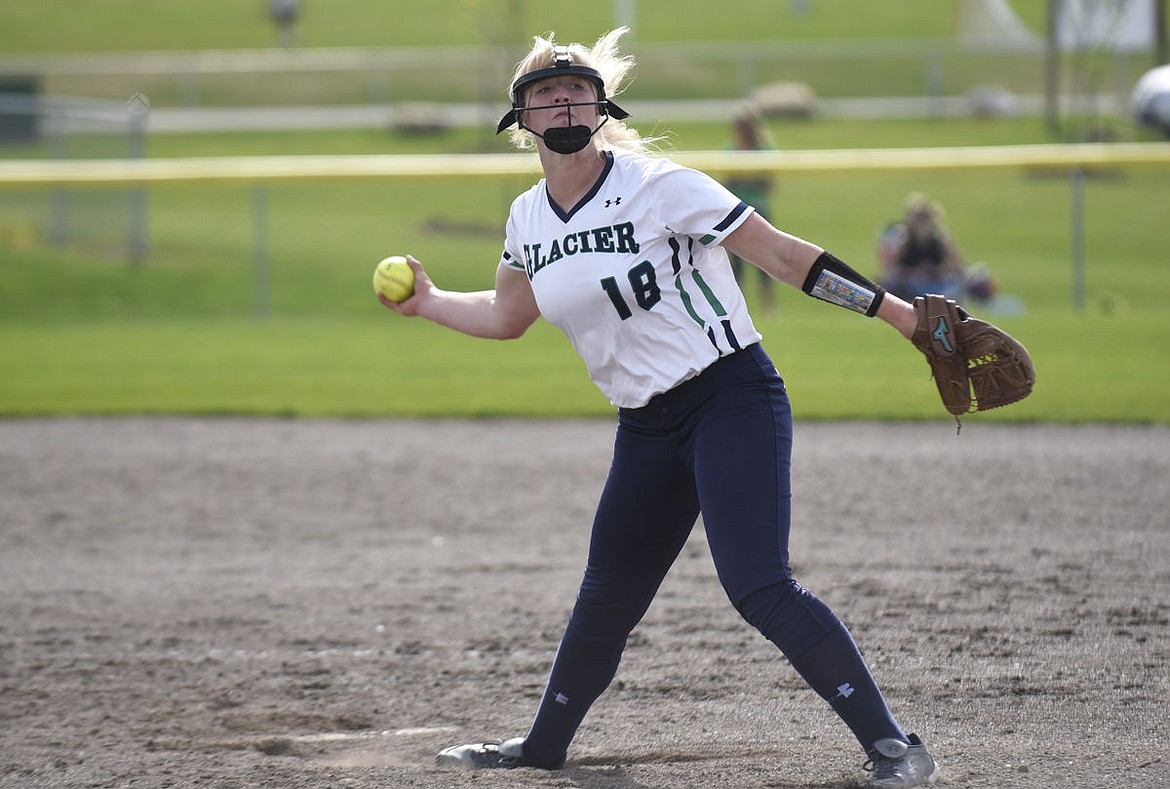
128, 94, 150, 266
1071, 166, 1085, 310
252, 184, 270, 319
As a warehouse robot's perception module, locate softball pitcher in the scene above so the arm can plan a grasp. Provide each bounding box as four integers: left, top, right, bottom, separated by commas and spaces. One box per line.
379, 28, 941, 789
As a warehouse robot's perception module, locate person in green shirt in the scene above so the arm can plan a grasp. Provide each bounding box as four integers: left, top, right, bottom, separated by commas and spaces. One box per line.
723, 102, 778, 315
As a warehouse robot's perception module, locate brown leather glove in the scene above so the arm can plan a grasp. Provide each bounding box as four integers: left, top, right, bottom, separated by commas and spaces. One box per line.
911, 294, 1035, 427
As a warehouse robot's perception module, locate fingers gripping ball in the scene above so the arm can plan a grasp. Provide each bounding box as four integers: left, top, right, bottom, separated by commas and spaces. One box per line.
373, 256, 415, 303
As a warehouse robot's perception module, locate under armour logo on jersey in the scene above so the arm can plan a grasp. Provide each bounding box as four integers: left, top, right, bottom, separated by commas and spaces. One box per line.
931, 316, 954, 353
554, 692, 570, 705
605, 197, 622, 208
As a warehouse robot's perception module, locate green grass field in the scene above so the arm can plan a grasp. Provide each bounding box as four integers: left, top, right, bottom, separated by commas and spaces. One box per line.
0, 1, 1049, 52
4, 117, 1168, 423
2, 2, 1168, 423
0, 2, 1078, 106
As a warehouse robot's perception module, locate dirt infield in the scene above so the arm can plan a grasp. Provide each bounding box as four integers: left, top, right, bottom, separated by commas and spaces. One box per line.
2, 418, 1167, 789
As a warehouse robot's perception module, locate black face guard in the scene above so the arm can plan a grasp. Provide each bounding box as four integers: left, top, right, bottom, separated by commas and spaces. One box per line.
496, 45, 630, 153
513, 100, 611, 154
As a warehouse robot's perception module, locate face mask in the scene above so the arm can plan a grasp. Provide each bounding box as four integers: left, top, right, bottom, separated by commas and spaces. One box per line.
521, 102, 608, 155
537, 123, 596, 154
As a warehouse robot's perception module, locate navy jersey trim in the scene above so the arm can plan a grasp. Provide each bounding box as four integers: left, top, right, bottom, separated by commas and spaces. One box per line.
713, 201, 750, 232
545, 150, 616, 223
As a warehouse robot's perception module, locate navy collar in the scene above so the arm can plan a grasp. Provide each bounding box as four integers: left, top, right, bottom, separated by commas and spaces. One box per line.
545, 150, 615, 222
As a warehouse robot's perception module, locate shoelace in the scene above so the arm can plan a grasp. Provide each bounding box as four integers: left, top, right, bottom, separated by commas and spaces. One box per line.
473, 742, 522, 768
864, 754, 902, 781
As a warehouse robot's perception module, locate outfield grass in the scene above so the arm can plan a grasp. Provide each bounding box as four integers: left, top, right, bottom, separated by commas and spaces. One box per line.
2, 294, 1166, 423
0, 1, 1040, 53
2, 1, 1168, 423
0, 2, 1087, 108
3, 113, 1169, 423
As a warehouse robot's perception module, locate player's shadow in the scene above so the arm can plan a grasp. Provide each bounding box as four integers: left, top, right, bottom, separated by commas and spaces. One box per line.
559, 752, 859, 789
559, 764, 658, 788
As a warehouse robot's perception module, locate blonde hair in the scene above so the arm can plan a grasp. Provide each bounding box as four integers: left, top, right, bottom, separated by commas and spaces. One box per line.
505, 27, 651, 154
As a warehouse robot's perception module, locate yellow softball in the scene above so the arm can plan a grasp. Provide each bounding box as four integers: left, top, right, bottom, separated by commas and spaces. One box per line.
372, 256, 415, 303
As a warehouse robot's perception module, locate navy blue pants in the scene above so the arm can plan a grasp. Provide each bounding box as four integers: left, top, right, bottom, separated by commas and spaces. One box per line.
521, 344, 903, 767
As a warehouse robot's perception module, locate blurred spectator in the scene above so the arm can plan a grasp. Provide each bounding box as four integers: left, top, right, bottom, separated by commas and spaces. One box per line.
267, 0, 302, 48
723, 102, 778, 314
877, 192, 974, 303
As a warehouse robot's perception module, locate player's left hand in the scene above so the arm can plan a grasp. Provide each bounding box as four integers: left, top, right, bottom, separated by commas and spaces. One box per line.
911, 294, 1035, 426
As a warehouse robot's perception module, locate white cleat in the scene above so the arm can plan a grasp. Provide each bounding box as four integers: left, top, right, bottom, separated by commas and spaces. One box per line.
435, 737, 527, 770
865, 733, 940, 788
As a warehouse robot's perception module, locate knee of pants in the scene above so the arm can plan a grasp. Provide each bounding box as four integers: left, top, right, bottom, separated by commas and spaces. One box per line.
569, 584, 656, 646
735, 579, 841, 658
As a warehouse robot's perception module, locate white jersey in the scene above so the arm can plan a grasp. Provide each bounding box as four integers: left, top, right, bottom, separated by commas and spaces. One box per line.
501, 150, 762, 408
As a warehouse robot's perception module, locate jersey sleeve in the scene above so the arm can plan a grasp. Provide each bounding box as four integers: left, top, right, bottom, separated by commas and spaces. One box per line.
500, 245, 524, 273
654, 164, 755, 248
499, 203, 527, 273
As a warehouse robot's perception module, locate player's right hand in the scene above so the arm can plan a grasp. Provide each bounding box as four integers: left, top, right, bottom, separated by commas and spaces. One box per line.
378, 255, 430, 316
